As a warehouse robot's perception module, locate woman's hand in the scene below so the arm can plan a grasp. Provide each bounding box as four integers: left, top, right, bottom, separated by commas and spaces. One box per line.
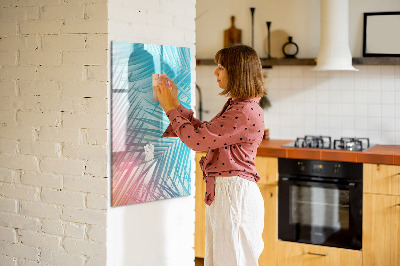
165, 77, 180, 108
153, 76, 175, 114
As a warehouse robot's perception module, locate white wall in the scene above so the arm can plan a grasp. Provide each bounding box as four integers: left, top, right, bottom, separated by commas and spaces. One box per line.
196, 0, 400, 145
196, 0, 400, 58
107, 1, 197, 266
0, 0, 108, 265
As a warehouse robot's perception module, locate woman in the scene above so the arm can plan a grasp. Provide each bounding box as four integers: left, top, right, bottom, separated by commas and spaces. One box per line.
154, 44, 266, 266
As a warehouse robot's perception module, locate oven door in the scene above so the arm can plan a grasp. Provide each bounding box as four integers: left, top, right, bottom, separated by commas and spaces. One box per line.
278, 176, 362, 250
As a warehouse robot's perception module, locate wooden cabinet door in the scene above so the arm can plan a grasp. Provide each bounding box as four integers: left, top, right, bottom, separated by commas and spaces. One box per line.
363, 193, 400, 266
259, 185, 278, 266
364, 164, 400, 196
195, 152, 207, 258
255, 156, 278, 186
276, 241, 362, 266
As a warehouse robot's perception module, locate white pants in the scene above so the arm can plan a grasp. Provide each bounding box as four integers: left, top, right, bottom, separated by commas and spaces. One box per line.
205, 176, 264, 266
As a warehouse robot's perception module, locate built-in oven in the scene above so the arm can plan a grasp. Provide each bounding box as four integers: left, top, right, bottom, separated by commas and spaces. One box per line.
278, 158, 363, 250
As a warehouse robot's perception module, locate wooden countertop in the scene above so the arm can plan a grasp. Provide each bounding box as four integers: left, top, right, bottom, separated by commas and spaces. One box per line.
256, 139, 400, 165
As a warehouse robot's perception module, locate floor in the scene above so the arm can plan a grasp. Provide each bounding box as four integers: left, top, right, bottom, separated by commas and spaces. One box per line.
195, 257, 204, 266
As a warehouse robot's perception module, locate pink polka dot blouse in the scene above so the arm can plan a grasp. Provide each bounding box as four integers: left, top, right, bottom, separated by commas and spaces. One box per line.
162, 97, 265, 205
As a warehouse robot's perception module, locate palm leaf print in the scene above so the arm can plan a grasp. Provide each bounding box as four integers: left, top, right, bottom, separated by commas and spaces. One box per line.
111, 41, 192, 206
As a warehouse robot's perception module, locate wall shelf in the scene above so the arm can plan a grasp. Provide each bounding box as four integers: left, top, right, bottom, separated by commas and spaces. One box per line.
196, 57, 400, 67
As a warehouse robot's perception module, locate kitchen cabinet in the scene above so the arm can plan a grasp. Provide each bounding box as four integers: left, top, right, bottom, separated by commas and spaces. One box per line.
363, 163, 400, 266
195, 151, 207, 258
363, 163, 400, 196
276, 241, 362, 266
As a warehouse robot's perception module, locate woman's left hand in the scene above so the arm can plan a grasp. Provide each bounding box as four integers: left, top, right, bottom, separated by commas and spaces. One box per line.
153, 76, 175, 114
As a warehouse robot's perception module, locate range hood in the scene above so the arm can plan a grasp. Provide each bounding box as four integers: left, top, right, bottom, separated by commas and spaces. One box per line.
314, 0, 358, 71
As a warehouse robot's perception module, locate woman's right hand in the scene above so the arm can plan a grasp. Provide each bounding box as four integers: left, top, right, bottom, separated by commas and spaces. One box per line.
163, 76, 180, 108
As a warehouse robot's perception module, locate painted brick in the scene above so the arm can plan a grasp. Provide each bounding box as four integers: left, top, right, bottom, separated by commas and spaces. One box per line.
63, 237, 106, 257
75, 0, 107, 3
0, 226, 16, 243
41, 4, 84, 20
40, 249, 85, 266
40, 158, 84, 176
0, 255, 16, 266
63, 175, 107, 195
21, 171, 62, 189
0, 138, 18, 154
63, 144, 107, 162
87, 225, 105, 243
41, 219, 63, 236
61, 207, 106, 226
0, 81, 16, 96
63, 50, 107, 65
16, 111, 61, 127
84, 161, 107, 177
5, 0, 62, 6
82, 98, 107, 114
0, 168, 15, 183
18, 259, 42, 266
8, 96, 40, 112
18, 80, 60, 97
19, 230, 61, 251
0, 110, 16, 125
86, 255, 106, 266
64, 222, 85, 239
85, 65, 107, 81
86, 129, 107, 145
61, 81, 107, 98
85, 34, 108, 52
85, 3, 108, 20
42, 34, 85, 51
0, 7, 39, 22
38, 96, 83, 113
38, 127, 79, 143
19, 140, 58, 157
0, 196, 17, 213
61, 19, 107, 34
0, 51, 17, 65
87, 193, 107, 210
0, 212, 41, 231
0, 126, 34, 141
20, 201, 61, 219
19, 51, 62, 66
41, 188, 85, 208
0, 183, 39, 201
36, 66, 83, 82
0, 241, 39, 260
62, 113, 107, 129
0, 154, 38, 171
0, 36, 40, 52
0, 66, 36, 81
20, 21, 61, 35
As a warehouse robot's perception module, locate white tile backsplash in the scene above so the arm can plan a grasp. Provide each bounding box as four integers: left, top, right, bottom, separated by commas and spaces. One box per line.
196, 65, 400, 144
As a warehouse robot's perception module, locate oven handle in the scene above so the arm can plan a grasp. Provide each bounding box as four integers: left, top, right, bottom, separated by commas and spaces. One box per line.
280, 177, 357, 189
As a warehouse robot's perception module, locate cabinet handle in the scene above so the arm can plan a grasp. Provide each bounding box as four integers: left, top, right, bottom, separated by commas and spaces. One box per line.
307, 252, 328, 256
397, 204, 400, 207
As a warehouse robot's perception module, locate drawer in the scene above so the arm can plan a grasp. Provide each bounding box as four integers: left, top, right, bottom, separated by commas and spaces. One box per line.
364, 164, 400, 196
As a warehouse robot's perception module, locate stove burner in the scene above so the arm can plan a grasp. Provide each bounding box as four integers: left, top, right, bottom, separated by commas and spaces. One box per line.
333, 137, 370, 151
295, 135, 332, 149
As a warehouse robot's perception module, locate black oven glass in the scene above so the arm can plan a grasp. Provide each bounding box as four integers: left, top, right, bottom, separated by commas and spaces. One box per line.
291, 186, 350, 230
278, 158, 362, 250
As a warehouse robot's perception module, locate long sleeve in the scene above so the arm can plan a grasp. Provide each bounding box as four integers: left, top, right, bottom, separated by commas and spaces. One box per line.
162, 103, 202, 138
165, 106, 249, 152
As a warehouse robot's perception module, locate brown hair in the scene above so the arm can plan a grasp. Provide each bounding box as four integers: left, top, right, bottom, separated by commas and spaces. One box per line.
214, 44, 266, 99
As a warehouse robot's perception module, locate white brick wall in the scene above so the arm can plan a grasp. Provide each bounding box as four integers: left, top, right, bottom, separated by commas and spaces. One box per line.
0, 0, 108, 265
